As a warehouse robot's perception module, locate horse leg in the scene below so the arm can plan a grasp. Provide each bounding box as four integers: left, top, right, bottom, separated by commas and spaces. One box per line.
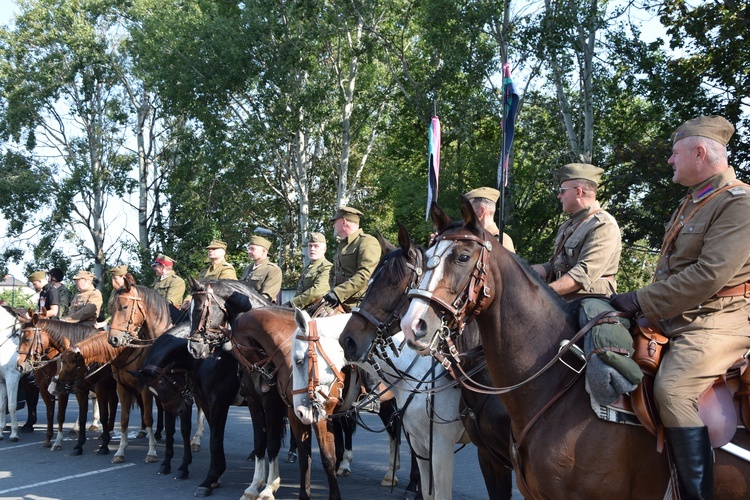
477, 447, 512, 500
36, 372, 55, 448
154, 397, 164, 441
71, 392, 88, 456
159, 410, 176, 475
403, 451, 423, 500
96, 379, 116, 455
174, 404, 192, 480
244, 400, 269, 500
379, 400, 401, 486
336, 415, 356, 477
313, 417, 342, 500
88, 392, 101, 431
190, 407, 205, 452
194, 400, 234, 497
20, 374, 38, 434
51, 392, 69, 451
135, 391, 147, 439
1, 377, 20, 441
112, 384, 131, 463
139, 389, 158, 462
257, 392, 286, 500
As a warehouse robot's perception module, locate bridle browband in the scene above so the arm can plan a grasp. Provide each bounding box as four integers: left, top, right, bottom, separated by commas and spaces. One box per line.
109, 293, 155, 347
407, 232, 493, 335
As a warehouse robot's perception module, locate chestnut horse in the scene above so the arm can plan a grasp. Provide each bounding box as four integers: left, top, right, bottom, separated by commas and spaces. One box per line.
339, 226, 513, 499
16, 315, 96, 449
400, 199, 750, 499
139, 322, 245, 497
107, 282, 175, 463
49, 330, 120, 456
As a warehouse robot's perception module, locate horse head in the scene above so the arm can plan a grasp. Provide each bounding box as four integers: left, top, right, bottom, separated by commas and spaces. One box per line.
291, 308, 349, 425
49, 347, 85, 396
339, 223, 426, 362
400, 198, 497, 355
108, 283, 171, 348
16, 314, 47, 374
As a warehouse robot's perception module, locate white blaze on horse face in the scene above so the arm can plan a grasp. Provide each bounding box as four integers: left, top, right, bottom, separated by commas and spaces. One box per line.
400, 240, 451, 349
291, 328, 314, 425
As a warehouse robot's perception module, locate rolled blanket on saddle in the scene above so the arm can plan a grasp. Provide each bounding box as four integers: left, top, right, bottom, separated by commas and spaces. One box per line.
580, 298, 643, 406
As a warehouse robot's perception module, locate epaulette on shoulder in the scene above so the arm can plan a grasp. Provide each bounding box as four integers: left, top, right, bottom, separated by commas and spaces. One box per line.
222, 262, 234, 267
728, 185, 748, 196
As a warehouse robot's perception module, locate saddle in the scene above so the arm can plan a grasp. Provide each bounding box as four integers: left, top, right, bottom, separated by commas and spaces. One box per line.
607, 317, 750, 452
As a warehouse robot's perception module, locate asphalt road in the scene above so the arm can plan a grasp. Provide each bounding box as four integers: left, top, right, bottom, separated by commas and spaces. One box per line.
1, 400, 519, 499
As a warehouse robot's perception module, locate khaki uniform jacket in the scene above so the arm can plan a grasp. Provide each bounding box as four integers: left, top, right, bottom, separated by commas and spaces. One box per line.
638, 167, 750, 337
152, 272, 186, 307
198, 259, 237, 281
330, 229, 381, 310
543, 201, 622, 300
290, 258, 332, 309
65, 289, 103, 326
240, 258, 282, 303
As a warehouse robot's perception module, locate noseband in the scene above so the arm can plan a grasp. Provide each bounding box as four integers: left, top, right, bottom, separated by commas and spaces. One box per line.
142, 364, 194, 407
292, 320, 345, 417
18, 326, 55, 369
407, 232, 493, 335
352, 249, 425, 361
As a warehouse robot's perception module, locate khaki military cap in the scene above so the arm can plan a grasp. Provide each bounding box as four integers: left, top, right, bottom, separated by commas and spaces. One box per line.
307, 232, 326, 244
73, 270, 95, 281
152, 254, 175, 267
330, 206, 363, 223
28, 271, 46, 282
110, 265, 128, 277
465, 187, 500, 204
556, 163, 604, 186
205, 239, 227, 250
671, 115, 734, 146
248, 235, 272, 250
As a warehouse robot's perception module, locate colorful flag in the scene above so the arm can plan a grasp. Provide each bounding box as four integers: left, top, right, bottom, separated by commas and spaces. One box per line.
497, 63, 519, 188
426, 116, 441, 220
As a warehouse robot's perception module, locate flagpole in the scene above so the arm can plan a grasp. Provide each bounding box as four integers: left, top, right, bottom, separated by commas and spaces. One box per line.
498, 63, 508, 238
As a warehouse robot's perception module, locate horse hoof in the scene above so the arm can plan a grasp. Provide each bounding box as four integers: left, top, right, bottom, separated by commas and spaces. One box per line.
193, 486, 213, 497
51, 445, 62, 451
175, 470, 189, 480
69, 429, 79, 436
380, 477, 398, 486
70, 449, 83, 456
97, 447, 110, 456
285, 451, 297, 463
144, 454, 159, 463
88, 424, 100, 432
336, 468, 350, 477
191, 444, 201, 452
43, 442, 52, 448
135, 430, 147, 439
158, 466, 171, 475
9, 436, 19, 443
111, 455, 125, 464
21, 425, 34, 434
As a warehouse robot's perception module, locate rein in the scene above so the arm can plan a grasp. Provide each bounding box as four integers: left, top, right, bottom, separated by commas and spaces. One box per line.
109, 293, 157, 347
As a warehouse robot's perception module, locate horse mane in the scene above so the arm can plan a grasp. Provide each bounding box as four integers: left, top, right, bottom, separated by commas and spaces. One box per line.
36, 318, 96, 345
72, 331, 121, 363
118, 284, 170, 319
200, 279, 271, 309
375, 244, 425, 287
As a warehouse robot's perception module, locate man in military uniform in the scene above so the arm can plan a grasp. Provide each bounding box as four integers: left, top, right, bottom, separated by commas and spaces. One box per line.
28, 270, 60, 318
323, 206, 381, 312
612, 115, 750, 499
62, 270, 103, 327
48, 268, 73, 317
464, 187, 515, 252
531, 163, 622, 300
152, 254, 186, 307
240, 235, 282, 303
289, 232, 332, 309
198, 239, 237, 280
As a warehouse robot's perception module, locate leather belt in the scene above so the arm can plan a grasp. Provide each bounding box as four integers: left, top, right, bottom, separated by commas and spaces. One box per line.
716, 282, 750, 298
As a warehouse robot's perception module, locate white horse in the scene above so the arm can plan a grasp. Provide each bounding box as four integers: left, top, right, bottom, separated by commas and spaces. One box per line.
0, 304, 23, 442
291, 309, 468, 500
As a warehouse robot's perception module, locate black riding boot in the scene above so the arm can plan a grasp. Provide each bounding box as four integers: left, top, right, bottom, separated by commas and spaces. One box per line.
665, 426, 714, 500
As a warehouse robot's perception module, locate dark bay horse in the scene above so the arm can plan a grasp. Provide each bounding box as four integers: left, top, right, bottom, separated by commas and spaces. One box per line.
400, 198, 750, 499
107, 282, 176, 463
339, 226, 513, 499
49, 330, 119, 456
16, 315, 97, 449
138, 322, 244, 497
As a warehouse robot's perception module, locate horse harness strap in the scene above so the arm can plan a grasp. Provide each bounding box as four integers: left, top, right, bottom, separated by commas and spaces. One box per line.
292, 320, 345, 408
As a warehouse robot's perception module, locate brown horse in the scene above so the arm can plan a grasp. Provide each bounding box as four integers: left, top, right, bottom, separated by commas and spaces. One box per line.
400, 198, 750, 499
49, 330, 120, 456
339, 225, 513, 499
16, 315, 97, 449
107, 281, 174, 463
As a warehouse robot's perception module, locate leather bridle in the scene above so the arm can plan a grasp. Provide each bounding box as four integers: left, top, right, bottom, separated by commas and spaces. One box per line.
109, 293, 152, 347
189, 285, 230, 350
142, 363, 194, 408
407, 232, 493, 337
18, 325, 56, 370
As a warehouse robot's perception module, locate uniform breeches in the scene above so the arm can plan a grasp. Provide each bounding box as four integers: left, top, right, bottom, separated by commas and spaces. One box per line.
654, 330, 750, 427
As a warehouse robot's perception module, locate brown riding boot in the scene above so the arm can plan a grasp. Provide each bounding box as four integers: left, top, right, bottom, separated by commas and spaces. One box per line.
665, 426, 714, 500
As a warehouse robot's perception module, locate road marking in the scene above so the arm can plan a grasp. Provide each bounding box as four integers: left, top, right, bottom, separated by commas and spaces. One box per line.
0, 463, 136, 494
0, 440, 45, 451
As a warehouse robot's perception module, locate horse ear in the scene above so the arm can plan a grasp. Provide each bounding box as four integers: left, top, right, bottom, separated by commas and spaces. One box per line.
31, 312, 39, 326
430, 201, 452, 233
459, 196, 482, 235
397, 224, 415, 257
294, 307, 310, 332
123, 279, 132, 293
376, 231, 396, 254
189, 276, 204, 292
